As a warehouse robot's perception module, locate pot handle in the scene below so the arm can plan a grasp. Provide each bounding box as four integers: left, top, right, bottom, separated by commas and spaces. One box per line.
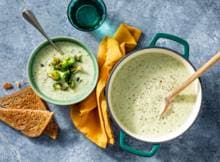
149, 33, 189, 59
119, 131, 160, 157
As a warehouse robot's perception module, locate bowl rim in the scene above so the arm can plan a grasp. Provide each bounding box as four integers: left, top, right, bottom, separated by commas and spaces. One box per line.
106, 47, 203, 143
27, 36, 99, 105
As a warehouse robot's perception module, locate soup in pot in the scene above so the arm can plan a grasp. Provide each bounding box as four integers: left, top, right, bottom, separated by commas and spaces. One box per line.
108, 52, 199, 139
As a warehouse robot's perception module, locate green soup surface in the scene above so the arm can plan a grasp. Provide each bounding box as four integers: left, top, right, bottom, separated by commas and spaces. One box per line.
109, 53, 198, 138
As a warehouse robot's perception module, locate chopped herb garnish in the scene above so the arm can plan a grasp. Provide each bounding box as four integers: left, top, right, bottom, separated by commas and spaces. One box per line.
60, 70, 71, 82
71, 65, 83, 73
61, 57, 75, 70
47, 70, 61, 81
47, 55, 84, 91
69, 80, 75, 89
53, 83, 62, 90
61, 83, 69, 91
51, 57, 61, 66
75, 54, 82, 62
76, 77, 80, 82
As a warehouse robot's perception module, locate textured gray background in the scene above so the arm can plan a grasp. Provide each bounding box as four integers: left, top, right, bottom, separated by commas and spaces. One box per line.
0, 0, 220, 161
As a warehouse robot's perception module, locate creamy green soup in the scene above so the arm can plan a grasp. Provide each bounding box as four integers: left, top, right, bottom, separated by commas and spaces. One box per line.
32, 41, 95, 102
109, 53, 198, 138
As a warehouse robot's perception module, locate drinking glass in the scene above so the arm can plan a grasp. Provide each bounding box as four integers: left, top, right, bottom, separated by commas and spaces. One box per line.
67, 0, 118, 40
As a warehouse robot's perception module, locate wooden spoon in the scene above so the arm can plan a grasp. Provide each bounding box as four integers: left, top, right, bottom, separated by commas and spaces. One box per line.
160, 52, 220, 117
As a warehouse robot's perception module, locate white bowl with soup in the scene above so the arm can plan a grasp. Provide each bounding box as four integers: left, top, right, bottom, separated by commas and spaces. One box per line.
27, 37, 98, 105
106, 33, 202, 157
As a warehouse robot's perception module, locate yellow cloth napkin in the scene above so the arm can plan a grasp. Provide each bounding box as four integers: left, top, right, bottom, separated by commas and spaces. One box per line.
70, 24, 142, 148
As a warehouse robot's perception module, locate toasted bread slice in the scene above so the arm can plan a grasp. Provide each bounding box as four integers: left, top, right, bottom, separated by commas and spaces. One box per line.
0, 108, 53, 137
0, 86, 59, 139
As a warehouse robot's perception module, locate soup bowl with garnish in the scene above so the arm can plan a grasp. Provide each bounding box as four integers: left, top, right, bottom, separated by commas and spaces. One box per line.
106, 33, 202, 157
27, 37, 99, 105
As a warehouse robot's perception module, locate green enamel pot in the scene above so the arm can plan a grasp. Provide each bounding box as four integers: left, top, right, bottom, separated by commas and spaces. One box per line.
27, 36, 99, 105
106, 33, 203, 157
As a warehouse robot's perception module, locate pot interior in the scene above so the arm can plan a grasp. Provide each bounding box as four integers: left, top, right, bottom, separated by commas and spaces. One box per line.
107, 48, 202, 143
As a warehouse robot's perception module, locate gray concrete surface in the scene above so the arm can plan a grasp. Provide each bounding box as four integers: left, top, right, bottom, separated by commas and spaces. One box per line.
0, 0, 220, 161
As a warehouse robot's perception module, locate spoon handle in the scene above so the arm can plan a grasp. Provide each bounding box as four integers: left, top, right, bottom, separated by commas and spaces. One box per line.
168, 52, 220, 101
161, 52, 220, 117
22, 9, 65, 55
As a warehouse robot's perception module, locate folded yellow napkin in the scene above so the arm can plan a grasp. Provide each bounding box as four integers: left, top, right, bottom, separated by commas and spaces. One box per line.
70, 24, 142, 148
